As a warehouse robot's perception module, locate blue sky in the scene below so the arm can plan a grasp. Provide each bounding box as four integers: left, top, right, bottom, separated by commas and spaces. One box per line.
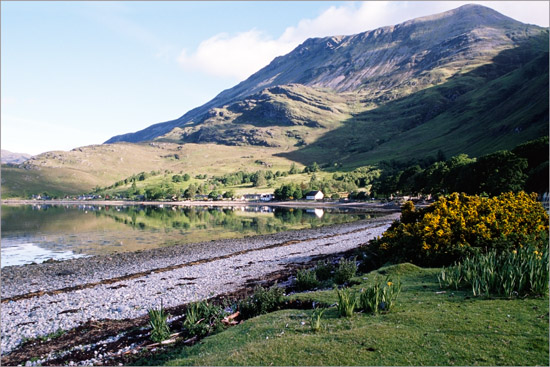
2, 1, 548, 155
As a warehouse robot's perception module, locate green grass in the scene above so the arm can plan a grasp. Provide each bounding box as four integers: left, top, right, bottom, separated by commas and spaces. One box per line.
132, 263, 549, 366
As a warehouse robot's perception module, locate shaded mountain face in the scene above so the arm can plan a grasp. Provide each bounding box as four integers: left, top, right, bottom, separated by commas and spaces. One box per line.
105, 4, 548, 164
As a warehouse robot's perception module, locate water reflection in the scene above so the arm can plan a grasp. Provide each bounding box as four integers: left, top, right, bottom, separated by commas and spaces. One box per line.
1, 204, 377, 267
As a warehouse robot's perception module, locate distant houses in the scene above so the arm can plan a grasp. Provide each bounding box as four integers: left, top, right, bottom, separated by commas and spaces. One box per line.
305, 190, 324, 200
240, 193, 274, 202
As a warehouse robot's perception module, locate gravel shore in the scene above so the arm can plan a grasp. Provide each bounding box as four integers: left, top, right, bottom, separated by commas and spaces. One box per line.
1, 212, 399, 355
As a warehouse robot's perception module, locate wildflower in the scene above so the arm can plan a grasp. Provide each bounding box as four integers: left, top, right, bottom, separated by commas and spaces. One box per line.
512, 250, 517, 254
387, 281, 393, 287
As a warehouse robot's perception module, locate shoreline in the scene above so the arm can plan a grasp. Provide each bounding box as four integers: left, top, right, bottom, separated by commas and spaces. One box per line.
1, 198, 402, 210
1, 212, 400, 356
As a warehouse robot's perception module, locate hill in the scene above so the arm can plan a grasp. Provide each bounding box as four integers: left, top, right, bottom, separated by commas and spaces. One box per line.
1, 143, 298, 197
105, 4, 548, 163
3, 4, 549, 197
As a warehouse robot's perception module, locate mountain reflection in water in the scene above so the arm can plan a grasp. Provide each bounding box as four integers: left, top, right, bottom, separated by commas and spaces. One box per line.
1, 204, 378, 267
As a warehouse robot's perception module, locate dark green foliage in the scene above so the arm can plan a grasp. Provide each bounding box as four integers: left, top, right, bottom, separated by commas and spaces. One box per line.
512, 136, 549, 169
473, 151, 528, 196
183, 301, 225, 338
237, 285, 286, 319
371, 138, 545, 197
314, 260, 334, 281
274, 183, 303, 200
294, 269, 320, 291
303, 162, 320, 173
334, 257, 357, 285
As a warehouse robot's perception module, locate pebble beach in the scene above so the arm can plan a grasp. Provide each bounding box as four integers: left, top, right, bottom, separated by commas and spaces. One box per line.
1, 212, 399, 356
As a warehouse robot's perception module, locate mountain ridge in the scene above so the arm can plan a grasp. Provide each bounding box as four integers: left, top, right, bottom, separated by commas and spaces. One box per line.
105, 4, 546, 145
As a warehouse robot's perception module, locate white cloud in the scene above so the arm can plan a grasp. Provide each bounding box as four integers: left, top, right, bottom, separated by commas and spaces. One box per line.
178, 1, 549, 81
178, 29, 296, 80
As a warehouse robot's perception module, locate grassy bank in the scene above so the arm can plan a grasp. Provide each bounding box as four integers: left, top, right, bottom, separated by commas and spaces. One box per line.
133, 263, 549, 366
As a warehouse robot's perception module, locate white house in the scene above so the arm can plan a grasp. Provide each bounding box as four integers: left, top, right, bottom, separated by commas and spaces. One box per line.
260, 193, 274, 202
305, 190, 324, 200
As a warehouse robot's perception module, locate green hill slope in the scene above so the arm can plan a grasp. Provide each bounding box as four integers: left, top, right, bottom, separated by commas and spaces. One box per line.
281, 35, 549, 167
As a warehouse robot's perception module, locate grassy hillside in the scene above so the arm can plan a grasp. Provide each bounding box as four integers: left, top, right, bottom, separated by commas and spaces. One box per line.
283, 36, 549, 167
3, 35, 547, 198
134, 264, 549, 366
1, 143, 302, 198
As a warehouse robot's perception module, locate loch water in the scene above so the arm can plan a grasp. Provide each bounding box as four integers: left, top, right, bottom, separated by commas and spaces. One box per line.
1, 203, 379, 267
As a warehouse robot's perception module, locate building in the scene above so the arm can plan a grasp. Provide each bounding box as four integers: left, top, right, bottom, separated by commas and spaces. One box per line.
305, 190, 324, 200
260, 193, 274, 202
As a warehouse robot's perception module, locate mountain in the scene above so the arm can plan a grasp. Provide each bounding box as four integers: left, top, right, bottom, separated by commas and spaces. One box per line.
105, 3, 548, 162
1, 150, 32, 165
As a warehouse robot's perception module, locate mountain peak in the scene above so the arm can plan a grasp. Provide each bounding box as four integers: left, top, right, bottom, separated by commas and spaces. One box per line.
402, 3, 520, 28
105, 4, 546, 144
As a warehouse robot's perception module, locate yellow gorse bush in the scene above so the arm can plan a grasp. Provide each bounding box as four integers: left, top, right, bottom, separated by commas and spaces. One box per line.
372, 192, 549, 266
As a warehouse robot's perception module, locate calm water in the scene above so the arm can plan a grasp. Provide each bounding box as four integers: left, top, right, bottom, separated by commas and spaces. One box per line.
1, 204, 379, 267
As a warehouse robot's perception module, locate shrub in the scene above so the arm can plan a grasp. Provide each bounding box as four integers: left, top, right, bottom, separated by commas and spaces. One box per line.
369, 192, 549, 267
183, 301, 225, 338
359, 276, 402, 314
148, 305, 171, 343
314, 260, 334, 281
334, 257, 357, 285
439, 241, 549, 298
238, 285, 286, 319
295, 269, 320, 291
336, 287, 357, 318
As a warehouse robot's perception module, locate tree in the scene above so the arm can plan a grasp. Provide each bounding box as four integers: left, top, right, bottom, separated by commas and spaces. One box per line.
289, 163, 299, 174
253, 170, 266, 187
183, 184, 197, 199
223, 189, 235, 199
471, 151, 528, 196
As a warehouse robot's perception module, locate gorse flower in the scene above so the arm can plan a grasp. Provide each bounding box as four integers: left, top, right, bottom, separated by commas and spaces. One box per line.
371, 192, 549, 266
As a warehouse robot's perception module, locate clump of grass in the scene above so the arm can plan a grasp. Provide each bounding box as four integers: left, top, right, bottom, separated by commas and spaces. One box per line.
336, 287, 356, 318
295, 268, 320, 291
439, 244, 549, 298
334, 257, 357, 285
238, 284, 286, 319
359, 276, 402, 314
310, 307, 326, 332
148, 304, 171, 343
183, 300, 225, 338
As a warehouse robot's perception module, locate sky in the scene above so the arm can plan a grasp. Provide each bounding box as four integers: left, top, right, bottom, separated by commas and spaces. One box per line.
1, 1, 548, 156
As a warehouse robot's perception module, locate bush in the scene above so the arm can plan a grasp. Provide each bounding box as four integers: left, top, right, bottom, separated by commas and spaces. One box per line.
238, 285, 286, 319
334, 257, 357, 285
369, 192, 549, 267
439, 240, 549, 298
314, 260, 334, 281
295, 269, 320, 291
148, 305, 171, 343
183, 301, 225, 338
